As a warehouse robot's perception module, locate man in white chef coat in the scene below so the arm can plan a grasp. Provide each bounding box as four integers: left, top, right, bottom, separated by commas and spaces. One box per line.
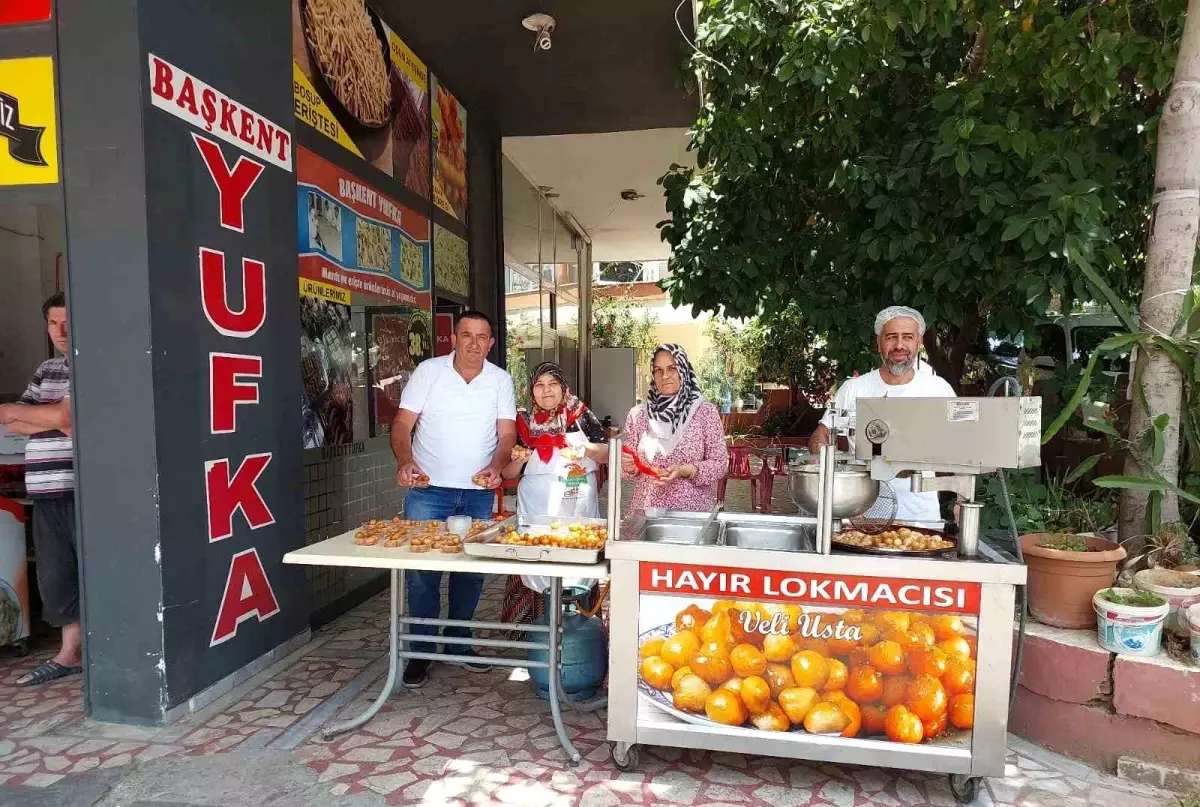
808, 306, 956, 524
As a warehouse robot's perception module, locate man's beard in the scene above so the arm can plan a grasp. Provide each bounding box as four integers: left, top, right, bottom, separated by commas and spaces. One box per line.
885, 355, 916, 376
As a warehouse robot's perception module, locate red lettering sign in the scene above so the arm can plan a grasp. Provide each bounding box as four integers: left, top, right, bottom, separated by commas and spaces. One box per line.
205, 454, 275, 542
193, 133, 265, 232
640, 563, 981, 615
210, 548, 281, 646
434, 313, 454, 357
0, 0, 52, 25
199, 248, 266, 337
209, 353, 262, 434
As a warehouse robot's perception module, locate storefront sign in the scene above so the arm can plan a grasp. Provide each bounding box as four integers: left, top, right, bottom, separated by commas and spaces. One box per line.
432, 78, 467, 221
0, 57, 58, 185
637, 563, 981, 746
290, 0, 430, 193
145, 51, 295, 652
297, 146, 431, 309
149, 54, 292, 171
0, 0, 51, 26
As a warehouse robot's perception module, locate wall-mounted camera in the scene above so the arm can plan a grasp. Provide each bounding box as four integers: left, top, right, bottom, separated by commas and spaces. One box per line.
522, 13, 556, 53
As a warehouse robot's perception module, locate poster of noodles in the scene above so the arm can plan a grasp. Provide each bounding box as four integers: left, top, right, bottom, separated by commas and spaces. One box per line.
366, 307, 432, 436
434, 224, 470, 299
301, 296, 357, 448
292, 0, 430, 193
297, 146, 433, 311
432, 78, 468, 222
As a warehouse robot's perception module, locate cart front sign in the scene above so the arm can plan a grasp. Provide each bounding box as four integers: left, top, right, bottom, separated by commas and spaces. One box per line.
641, 562, 981, 614
636, 562, 982, 747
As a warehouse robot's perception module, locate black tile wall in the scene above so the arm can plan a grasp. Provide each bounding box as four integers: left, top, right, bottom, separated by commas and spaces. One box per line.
302, 436, 403, 613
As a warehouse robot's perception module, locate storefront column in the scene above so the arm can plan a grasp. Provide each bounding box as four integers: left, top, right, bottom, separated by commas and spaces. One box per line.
58, 0, 307, 724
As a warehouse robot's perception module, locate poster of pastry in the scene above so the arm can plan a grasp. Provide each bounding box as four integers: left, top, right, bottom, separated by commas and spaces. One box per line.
387, 26, 430, 199
366, 307, 431, 436
434, 224, 470, 299
291, 0, 429, 193
301, 296, 357, 447
636, 564, 980, 747
297, 146, 432, 310
432, 78, 467, 222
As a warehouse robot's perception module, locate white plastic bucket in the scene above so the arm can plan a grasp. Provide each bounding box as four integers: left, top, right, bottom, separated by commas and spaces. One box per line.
1093, 588, 1170, 657
1184, 603, 1200, 664
1134, 569, 1200, 638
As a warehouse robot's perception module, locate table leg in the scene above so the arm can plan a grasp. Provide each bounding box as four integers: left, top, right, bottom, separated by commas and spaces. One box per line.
546, 577, 582, 765
322, 569, 401, 739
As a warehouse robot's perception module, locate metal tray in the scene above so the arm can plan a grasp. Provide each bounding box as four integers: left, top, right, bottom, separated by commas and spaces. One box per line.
831, 525, 957, 557
464, 514, 607, 564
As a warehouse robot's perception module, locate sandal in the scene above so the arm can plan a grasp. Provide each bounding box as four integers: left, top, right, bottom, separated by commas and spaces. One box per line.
16, 660, 81, 686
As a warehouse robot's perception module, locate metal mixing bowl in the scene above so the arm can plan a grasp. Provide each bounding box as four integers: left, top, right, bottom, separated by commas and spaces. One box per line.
788, 463, 880, 518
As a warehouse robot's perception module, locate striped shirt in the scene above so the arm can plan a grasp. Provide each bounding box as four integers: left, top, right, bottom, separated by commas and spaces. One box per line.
18, 357, 73, 498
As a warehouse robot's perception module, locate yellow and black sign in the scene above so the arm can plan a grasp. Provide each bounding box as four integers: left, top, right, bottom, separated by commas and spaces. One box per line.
0, 57, 58, 186
292, 63, 362, 158
299, 277, 350, 305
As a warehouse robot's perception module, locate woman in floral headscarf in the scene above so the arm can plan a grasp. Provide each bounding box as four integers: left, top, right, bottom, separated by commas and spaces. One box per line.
620, 344, 728, 512
499, 362, 608, 624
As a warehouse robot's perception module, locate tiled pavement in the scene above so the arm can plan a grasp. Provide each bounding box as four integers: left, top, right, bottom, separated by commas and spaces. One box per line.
0, 480, 1183, 806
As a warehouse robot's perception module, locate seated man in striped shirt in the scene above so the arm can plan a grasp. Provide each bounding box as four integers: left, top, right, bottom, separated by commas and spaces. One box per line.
0, 292, 79, 685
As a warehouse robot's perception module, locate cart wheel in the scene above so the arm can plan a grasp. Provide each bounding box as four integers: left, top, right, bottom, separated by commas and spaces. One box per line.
948, 774, 980, 804
611, 742, 640, 772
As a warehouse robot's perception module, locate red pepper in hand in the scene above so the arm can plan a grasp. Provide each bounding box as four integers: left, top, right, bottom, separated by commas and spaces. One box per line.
622, 445, 662, 478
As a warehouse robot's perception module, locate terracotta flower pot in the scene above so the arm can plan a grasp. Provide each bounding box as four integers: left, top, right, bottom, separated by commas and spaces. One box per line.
1020, 533, 1127, 629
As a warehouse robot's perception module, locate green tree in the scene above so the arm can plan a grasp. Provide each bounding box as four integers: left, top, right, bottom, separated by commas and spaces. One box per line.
750, 307, 839, 407
591, 290, 659, 353
696, 319, 762, 404
660, 0, 1184, 383
597, 261, 644, 284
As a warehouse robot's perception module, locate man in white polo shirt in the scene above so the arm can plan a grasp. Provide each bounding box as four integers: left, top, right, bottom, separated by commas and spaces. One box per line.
391, 310, 517, 688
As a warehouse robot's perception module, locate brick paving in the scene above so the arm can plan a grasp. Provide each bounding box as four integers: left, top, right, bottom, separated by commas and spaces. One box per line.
0, 479, 1181, 805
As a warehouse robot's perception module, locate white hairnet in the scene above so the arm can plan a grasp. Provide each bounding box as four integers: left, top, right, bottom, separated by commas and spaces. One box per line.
874, 305, 926, 336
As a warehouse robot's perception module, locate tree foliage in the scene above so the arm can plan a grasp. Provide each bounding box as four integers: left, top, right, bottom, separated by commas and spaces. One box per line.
660, 0, 1186, 381
590, 290, 660, 353
696, 319, 763, 403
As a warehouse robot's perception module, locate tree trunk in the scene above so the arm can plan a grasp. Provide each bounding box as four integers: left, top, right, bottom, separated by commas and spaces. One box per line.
1119, 0, 1200, 542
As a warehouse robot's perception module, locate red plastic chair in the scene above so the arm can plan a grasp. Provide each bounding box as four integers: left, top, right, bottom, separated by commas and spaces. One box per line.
717, 444, 759, 511
756, 446, 788, 513
493, 478, 519, 517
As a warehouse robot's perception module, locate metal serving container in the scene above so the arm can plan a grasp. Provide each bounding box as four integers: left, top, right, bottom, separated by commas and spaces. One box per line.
624, 512, 816, 554
464, 514, 607, 564
789, 462, 880, 518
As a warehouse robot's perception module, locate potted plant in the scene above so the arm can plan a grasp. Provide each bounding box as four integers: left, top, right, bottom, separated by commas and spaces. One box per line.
1093, 587, 1170, 657
1021, 533, 1127, 628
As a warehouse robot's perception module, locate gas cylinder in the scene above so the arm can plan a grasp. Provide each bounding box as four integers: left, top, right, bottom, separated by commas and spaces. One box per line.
528, 590, 608, 701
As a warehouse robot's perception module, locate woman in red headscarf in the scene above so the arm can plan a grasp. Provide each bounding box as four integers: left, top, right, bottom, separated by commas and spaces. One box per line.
502, 361, 608, 517
499, 362, 608, 625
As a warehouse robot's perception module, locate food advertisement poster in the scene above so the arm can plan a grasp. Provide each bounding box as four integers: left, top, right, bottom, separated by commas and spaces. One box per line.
432, 78, 467, 222
0, 57, 58, 186
297, 146, 432, 310
434, 312, 454, 357
301, 296, 357, 448
366, 307, 431, 436
434, 223, 470, 299
292, 0, 430, 195
637, 563, 980, 747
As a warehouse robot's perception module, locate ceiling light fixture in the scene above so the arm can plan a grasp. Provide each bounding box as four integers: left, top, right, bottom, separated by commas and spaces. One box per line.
522, 13, 556, 52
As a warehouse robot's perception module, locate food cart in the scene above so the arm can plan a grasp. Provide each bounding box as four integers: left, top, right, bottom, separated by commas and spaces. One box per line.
605, 397, 1037, 804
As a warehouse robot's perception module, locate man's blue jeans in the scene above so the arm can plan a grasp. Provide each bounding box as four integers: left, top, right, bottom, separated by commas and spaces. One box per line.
403, 485, 494, 654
